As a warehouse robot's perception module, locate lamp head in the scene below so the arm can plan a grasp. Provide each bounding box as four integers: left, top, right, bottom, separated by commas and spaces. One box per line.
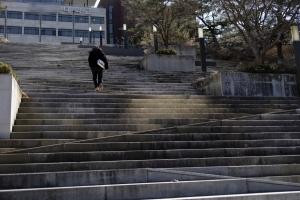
291, 25, 300, 41
99, 26, 102, 31
153, 25, 157, 32
123, 24, 127, 31
198, 28, 203, 38
89, 27, 91, 32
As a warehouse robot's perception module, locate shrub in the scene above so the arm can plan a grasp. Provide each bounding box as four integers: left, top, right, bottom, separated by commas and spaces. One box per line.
237, 63, 297, 74
0, 62, 18, 81
156, 49, 177, 55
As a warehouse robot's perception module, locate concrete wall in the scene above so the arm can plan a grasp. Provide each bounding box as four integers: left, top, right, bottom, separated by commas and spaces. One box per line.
160, 46, 196, 59
149, 46, 196, 59
0, 74, 22, 139
140, 54, 196, 72
198, 72, 298, 97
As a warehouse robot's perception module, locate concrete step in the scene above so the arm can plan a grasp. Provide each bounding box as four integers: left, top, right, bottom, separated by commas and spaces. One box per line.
14, 118, 210, 126
220, 120, 300, 126
2, 146, 300, 164
173, 126, 300, 134
1, 164, 299, 190
19, 102, 299, 109
17, 139, 300, 153
95, 132, 300, 142
17, 107, 282, 114
0, 155, 299, 174
16, 113, 248, 120
17, 124, 300, 133
0, 179, 273, 200
0, 149, 16, 153
12, 124, 168, 132
10, 131, 130, 139
261, 114, 300, 120
0, 139, 74, 148
20, 95, 300, 103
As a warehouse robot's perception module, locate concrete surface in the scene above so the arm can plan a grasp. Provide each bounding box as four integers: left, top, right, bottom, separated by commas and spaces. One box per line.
0, 74, 22, 139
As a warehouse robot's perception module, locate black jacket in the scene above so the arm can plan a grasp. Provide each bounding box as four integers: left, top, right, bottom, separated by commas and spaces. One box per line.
88, 48, 108, 69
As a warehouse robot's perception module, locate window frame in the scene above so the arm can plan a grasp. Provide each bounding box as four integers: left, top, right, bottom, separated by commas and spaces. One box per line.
25, 12, 40, 20
41, 28, 56, 36
58, 29, 72, 37
7, 11, 22, 19
58, 14, 72, 22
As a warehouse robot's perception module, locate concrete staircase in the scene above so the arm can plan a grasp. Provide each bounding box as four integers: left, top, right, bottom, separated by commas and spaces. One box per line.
1, 42, 300, 199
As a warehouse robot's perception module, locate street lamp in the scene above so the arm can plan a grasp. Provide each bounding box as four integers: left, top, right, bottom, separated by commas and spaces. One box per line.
89, 27, 91, 44
198, 27, 207, 72
291, 25, 300, 95
123, 24, 127, 49
153, 25, 158, 52
99, 26, 102, 46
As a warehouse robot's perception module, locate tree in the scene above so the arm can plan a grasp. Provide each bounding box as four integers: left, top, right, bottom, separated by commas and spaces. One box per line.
0, 3, 5, 12
122, 0, 199, 49
196, 0, 228, 49
220, 0, 300, 64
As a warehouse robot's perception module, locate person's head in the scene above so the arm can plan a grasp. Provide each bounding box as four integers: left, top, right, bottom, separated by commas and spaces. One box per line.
92, 45, 102, 51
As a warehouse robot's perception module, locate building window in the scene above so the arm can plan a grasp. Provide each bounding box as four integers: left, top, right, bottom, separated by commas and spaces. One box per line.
91, 17, 104, 24
109, 6, 114, 44
75, 16, 88, 23
75, 30, 88, 37
7, 26, 22, 34
58, 29, 72, 37
41, 28, 56, 36
7, 11, 22, 19
93, 31, 105, 38
0, 26, 4, 33
24, 27, 39, 35
0, 12, 5, 18
58, 14, 72, 22
25, 12, 40, 20
42, 14, 56, 21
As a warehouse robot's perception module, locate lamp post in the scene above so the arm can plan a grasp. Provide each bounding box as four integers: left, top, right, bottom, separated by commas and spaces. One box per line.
153, 25, 158, 52
4, 6, 7, 39
89, 27, 91, 44
99, 26, 102, 46
198, 28, 207, 72
291, 25, 300, 95
72, 10, 75, 43
39, 13, 41, 42
123, 24, 127, 49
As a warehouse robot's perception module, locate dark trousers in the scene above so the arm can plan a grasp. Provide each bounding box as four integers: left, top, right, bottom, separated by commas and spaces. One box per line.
91, 67, 103, 88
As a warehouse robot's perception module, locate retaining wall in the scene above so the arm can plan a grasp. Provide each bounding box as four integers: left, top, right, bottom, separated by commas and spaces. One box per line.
0, 74, 22, 139
140, 54, 195, 72
196, 72, 298, 97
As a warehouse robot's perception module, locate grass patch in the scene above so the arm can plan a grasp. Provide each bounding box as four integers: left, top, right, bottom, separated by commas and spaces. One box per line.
0, 62, 18, 81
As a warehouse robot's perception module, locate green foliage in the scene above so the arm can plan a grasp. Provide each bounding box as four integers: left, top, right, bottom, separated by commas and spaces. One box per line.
156, 49, 177, 55
0, 62, 18, 81
237, 63, 297, 74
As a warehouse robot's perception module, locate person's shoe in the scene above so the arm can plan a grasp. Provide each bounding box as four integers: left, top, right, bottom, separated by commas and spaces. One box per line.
94, 87, 99, 91
98, 84, 103, 92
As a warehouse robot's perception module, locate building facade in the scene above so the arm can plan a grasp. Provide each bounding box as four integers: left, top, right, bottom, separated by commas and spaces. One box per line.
63, 0, 129, 45
0, 1, 106, 44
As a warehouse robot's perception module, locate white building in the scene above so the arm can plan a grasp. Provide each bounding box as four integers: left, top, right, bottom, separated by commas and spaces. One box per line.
0, 2, 106, 44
